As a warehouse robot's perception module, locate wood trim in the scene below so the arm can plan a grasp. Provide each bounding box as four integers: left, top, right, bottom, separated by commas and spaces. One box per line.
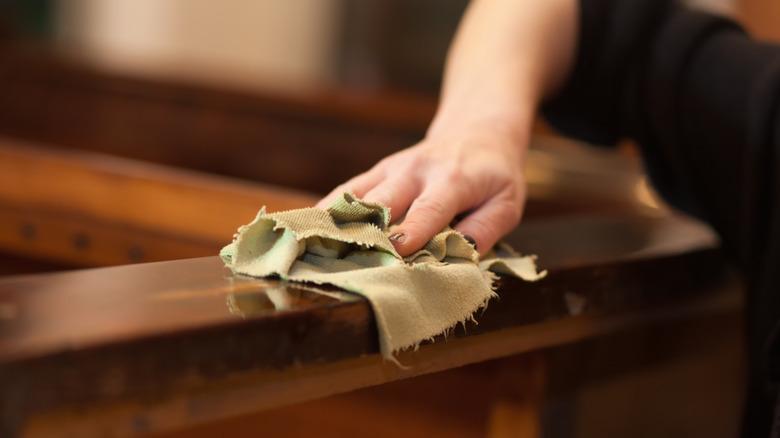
0, 138, 317, 266
19, 286, 739, 437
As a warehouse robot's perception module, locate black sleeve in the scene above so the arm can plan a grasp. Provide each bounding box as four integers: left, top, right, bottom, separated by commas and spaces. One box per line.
543, 0, 780, 283
543, 1, 780, 435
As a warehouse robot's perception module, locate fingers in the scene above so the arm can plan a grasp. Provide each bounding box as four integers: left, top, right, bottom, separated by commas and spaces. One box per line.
362, 175, 420, 223
316, 170, 384, 208
390, 183, 461, 256
453, 190, 524, 255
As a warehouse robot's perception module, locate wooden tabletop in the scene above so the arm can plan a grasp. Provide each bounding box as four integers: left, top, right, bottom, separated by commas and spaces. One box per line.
0, 212, 739, 436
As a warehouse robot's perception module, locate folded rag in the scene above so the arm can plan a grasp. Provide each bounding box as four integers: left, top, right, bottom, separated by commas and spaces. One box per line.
220, 193, 546, 362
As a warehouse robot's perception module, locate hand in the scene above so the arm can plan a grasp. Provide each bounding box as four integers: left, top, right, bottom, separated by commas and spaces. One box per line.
317, 122, 527, 257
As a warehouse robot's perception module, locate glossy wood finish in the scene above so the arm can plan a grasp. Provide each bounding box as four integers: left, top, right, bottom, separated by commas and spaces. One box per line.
0, 138, 316, 267
0, 43, 740, 438
0, 134, 655, 270
0, 211, 738, 436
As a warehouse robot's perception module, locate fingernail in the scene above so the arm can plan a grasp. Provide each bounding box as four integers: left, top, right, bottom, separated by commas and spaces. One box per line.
388, 233, 406, 244
464, 235, 477, 249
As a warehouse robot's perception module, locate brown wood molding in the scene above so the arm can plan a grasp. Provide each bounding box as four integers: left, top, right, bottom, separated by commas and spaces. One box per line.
0, 135, 656, 269
0, 211, 739, 436
0, 47, 433, 193
0, 138, 317, 267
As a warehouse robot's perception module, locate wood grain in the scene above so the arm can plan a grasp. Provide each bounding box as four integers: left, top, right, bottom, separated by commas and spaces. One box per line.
0, 133, 659, 269
0, 138, 316, 266
0, 47, 431, 194
0, 211, 740, 436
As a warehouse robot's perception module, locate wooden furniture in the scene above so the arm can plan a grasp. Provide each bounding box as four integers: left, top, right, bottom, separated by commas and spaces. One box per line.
0, 45, 745, 438
0, 46, 656, 273
0, 138, 315, 268
0, 46, 432, 195
0, 206, 742, 437
0, 135, 653, 272
0, 47, 633, 202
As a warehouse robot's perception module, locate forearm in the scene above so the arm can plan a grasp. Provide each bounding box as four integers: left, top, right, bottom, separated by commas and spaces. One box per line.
427, 0, 578, 142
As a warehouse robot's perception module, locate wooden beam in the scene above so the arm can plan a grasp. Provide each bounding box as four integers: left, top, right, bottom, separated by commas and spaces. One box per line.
0, 138, 316, 266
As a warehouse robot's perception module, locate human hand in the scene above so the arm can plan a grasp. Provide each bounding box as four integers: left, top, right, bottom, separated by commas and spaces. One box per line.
317, 122, 527, 257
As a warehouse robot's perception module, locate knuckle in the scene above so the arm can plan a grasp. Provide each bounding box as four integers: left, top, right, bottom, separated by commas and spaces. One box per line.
443, 167, 465, 184
405, 153, 428, 170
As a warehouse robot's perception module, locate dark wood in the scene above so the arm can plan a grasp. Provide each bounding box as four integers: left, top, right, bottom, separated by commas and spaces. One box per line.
0, 133, 655, 271
0, 45, 740, 438
0, 252, 70, 276
0, 45, 646, 217
0, 211, 739, 436
0, 138, 317, 268
0, 46, 432, 194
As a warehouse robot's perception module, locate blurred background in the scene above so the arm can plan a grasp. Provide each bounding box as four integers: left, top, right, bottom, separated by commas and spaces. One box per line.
0, 2, 775, 436
2, 0, 775, 95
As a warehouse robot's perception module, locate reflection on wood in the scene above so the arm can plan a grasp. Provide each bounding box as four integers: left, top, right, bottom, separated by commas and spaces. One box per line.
156, 311, 741, 438
0, 41, 745, 438
0, 209, 740, 436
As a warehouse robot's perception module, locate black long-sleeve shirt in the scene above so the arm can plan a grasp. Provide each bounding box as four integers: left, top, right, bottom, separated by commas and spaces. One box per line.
543, 1, 780, 436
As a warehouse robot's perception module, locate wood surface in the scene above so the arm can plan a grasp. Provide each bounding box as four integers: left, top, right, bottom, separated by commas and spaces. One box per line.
0, 47, 431, 194
152, 308, 743, 438
0, 138, 316, 267
0, 13, 755, 437
0, 135, 655, 270
0, 38, 744, 438
0, 209, 739, 436
0, 46, 645, 208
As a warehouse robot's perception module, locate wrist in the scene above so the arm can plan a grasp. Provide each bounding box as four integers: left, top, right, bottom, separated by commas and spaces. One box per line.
425, 108, 532, 149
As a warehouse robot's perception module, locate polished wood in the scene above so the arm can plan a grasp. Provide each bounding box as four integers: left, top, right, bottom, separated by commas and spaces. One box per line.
0, 47, 432, 194
0, 46, 649, 213
0, 209, 739, 436
0, 134, 656, 270
156, 310, 742, 438
0, 138, 316, 267
0, 15, 748, 438
486, 355, 546, 438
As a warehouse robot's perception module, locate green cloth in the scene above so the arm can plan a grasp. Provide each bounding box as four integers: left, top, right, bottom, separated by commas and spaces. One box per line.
221, 193, 546, 362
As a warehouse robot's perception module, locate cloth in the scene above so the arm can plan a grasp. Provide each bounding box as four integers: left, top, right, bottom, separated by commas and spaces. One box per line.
220, 193, 545, 362
543, 1, 780, 435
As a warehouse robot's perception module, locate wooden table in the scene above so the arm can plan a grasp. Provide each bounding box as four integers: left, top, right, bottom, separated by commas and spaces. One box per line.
0, 210, 742, 437
0, 42, 746, 437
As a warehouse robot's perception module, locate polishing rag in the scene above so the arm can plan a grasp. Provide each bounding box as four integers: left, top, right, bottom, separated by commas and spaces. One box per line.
220, 193, 546, 360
